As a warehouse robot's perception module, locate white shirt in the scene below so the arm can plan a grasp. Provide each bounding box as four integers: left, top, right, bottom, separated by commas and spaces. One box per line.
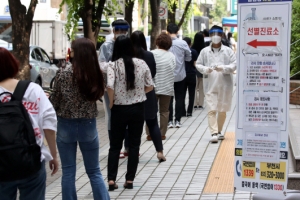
151, 49, 176, 96
102, 58, 153, 105
0, 83, 57, 162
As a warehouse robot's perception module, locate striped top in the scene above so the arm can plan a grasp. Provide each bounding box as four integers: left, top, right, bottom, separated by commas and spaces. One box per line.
151, 49, 176, 96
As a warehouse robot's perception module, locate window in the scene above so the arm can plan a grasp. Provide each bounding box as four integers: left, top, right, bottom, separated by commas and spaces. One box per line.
40, 48, 51, 64
33, 49, 43, 61
40, 0, 46, 3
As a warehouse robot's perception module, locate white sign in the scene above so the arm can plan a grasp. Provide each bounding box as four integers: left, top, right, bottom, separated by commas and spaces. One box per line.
245, 60, 280, 88
235, 0, 291, 196
244, 94, 280, 126
243, 131, 279, 161
159, 2, 168, 19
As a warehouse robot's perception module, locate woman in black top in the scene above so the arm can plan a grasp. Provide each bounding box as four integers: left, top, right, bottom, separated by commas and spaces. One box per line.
130, 31, 166, 162
191, 32, 206, 109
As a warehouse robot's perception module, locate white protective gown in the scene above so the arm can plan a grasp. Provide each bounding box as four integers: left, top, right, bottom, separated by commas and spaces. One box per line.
196, 44, 236, 112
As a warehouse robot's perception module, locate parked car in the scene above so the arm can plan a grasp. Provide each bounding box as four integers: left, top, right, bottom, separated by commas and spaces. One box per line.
3, 45, 59, 88
29, 45, 59, 88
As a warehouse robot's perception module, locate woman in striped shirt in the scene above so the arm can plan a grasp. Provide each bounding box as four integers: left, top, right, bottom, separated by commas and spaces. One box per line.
150, 33, 176, 139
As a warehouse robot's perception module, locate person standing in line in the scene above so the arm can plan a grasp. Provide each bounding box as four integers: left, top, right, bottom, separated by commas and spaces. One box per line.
167, 23, 192, 128
130, 31, 166, 161
100, 36, 154, 191
98, 19, 130, 159
203, 29, 211, 46
50, 38, 110, 200
182, 37, 198, 117
191, 32, 206, 110
195, 25, 236, 143
0, 48, 59, 200
145, 33, 176, 140
227, 32, 236, 52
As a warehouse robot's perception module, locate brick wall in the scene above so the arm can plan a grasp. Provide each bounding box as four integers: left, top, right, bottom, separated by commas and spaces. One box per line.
290, 81, 300, 105
51, 0, 66, 20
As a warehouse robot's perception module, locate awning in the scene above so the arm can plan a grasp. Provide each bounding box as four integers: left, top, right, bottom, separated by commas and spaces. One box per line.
222, 15, 237, 27
0, 15, 12, 22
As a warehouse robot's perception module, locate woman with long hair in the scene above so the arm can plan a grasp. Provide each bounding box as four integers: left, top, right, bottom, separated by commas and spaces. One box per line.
100, 35, 154, 191
227, 32, 236, 52
50, 38, 109, 200
130, 30, 166, 162
191, 32, 206, 109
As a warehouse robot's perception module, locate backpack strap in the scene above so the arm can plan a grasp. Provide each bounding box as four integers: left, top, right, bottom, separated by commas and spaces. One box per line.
13, 81, 31, 101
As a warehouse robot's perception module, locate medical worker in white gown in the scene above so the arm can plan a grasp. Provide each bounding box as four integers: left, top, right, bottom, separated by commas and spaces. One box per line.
195, 25, 236, 143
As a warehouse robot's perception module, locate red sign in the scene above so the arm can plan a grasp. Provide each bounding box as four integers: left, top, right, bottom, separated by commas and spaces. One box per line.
247, 39, 277, 48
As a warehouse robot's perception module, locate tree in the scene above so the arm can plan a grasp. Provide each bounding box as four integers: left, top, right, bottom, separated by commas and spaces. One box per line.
290, 0, 300, 77
209, 0, 228, 24
60, 0, 106, 46
150, 0, 160, 50
8, 0, 38, 80
125, 0, 135, 34
167, 0, 193, 29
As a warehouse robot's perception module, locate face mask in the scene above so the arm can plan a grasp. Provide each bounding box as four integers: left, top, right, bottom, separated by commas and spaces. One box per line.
211, 35, 221, 44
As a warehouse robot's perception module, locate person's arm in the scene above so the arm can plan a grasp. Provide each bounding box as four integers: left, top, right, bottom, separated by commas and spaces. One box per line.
214, 49, 237, 74
145, 85, 153, 93
44, 129, 58, 176
49, 69, 62, 110
40, 88, 59, 176
106, 63, 116, 108
107, 88, 114, 108
143, 61, 154, 93
184, 42, 192, 62
195, 49, 213, 74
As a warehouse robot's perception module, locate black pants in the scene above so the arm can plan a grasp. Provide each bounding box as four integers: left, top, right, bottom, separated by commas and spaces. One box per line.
169, 79, 186, 122
108, 102, 144, 182
183, 74, 196, 115
146, 115, 163, 151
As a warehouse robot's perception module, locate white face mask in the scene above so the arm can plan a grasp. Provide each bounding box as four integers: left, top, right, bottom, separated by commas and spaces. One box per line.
211, 35, 222, 44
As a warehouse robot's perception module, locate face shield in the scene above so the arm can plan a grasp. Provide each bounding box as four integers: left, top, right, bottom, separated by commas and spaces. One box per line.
209, 30, 223, 44
113, 25, 130, 38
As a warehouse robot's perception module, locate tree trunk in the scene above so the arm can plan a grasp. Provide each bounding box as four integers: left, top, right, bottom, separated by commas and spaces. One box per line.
81, 0, 95, 45
161, 19, 167, 31
93, 0, 106, 45
150, 0, 160, 50
168, 1, 176, 24
8, 0, 38, 81
125, 0, 135, 34
177, 0, 192, 29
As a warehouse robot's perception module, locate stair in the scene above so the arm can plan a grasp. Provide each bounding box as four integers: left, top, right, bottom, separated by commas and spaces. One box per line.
288, 107, 300, 190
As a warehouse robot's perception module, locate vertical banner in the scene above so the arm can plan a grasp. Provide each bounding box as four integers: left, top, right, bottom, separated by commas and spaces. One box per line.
234, 0, 291, 196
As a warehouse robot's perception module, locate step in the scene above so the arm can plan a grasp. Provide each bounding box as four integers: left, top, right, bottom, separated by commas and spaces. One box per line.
289, 107, 300, 172
288, 144, 300, 190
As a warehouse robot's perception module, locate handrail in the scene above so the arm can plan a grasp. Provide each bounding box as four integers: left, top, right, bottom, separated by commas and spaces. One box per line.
290, 85, 300, 94
291, 38, 300, 46
290, 70, 300, 79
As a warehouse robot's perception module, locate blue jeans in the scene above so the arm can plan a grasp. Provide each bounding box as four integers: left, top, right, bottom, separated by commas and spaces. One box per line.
0, 161, 46, 200
57, 117, 110, 200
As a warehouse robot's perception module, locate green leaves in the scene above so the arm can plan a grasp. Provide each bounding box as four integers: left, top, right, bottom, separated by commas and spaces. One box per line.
291, 0, 300, 76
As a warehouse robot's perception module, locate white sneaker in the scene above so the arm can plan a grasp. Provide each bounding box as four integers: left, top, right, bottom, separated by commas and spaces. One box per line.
168, 121, 174, 128
218, 132, 225, 140
175, 120, 182, 128
210, 134, 218, 143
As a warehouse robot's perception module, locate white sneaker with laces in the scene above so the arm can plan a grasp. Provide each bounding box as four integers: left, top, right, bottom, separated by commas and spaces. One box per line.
175, 120, 182, 128
168, 121, 174, 128
210, 134, 218, 143
218, 132, 225, 140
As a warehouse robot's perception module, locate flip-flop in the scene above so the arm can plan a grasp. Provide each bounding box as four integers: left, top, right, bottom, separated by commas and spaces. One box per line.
119, 152, 125, 159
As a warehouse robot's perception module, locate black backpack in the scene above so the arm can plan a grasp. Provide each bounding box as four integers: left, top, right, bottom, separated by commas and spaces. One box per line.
0, 81, 41, 182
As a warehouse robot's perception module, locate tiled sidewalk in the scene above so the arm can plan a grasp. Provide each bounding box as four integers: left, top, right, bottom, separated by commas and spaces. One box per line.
45, 90, 254, 200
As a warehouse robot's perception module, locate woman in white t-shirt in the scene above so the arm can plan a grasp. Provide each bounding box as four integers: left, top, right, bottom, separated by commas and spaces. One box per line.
0, 47, 58, 200
227, 32, 236, 52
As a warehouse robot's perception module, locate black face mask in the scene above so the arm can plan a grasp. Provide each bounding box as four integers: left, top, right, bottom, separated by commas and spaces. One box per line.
69, 57, 73, 63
